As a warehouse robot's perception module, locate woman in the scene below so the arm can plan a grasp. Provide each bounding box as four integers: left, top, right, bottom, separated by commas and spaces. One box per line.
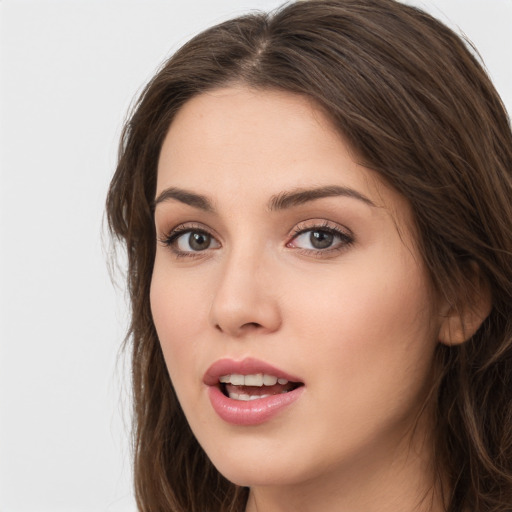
106, 0, 512, 510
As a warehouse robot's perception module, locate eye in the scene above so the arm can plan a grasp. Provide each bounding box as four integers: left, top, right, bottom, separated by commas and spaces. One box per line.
176, 231, 218, 252
295, 229, 335, 250
159, 225, 220, 256
287, 222, 354, 254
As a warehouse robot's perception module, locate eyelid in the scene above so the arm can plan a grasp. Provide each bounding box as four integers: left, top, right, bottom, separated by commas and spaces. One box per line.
286, 219, 355, 255
157, 219, 354, 259
158, 222, 221, 257
288, 219, 353, 239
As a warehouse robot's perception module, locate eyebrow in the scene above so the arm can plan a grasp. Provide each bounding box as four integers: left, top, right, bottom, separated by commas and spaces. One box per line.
268, 185, 377, 210
153, 187, 214, 212
153, 184, 376, 212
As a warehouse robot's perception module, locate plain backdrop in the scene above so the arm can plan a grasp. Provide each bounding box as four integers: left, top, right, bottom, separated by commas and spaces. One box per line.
0, 1, 510, 511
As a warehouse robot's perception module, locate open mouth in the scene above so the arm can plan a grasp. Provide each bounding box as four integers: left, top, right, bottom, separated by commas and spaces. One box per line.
219, 373, 304, 401
205, 360, 306, 424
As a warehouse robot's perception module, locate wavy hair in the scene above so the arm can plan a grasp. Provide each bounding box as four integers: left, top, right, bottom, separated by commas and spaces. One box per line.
106, 1, 512, 510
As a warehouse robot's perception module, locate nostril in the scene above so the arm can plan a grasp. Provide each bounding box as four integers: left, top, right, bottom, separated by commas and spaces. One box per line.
242, 322, 261, 329
215, 321, 262, 335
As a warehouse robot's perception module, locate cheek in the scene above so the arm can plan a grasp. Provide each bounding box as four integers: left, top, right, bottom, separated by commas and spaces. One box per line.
291, 254, 432, 334
283, 249, 438, 393
278, 255, 438, 452
149, 259, 211, 384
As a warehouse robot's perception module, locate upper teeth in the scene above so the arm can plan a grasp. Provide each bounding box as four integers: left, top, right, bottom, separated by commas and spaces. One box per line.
219, 373, 289, 386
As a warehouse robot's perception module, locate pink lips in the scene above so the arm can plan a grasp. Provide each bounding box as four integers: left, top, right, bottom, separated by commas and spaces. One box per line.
204, 358, 304, 426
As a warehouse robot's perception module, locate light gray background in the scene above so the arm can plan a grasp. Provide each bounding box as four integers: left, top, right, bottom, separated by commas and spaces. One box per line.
0, 1, 510, 511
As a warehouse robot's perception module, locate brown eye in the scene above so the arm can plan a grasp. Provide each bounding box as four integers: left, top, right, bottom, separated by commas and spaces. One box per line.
188, 232, 211, 251
287, 224, 354, 255
174, 230, 219, 252
165, 230, 220, 254
309, 230, 334, 249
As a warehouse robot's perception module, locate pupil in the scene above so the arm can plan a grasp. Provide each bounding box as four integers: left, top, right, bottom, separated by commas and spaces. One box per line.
189, 232, 210, 251
310, 230, 333, 249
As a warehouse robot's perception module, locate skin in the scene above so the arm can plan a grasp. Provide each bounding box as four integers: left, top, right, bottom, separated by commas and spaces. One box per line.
151, 86, 449, 512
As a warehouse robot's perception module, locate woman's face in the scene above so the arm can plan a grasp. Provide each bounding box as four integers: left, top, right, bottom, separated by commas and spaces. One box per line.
151, 86, 444, 490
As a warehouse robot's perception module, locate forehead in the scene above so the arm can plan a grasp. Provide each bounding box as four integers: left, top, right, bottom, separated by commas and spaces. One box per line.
160, 88, 356, 186
159, 87, 339, 170
156, 86, 411, 224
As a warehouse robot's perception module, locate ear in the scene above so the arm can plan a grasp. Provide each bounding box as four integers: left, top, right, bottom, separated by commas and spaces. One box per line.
438, 264, 492, 346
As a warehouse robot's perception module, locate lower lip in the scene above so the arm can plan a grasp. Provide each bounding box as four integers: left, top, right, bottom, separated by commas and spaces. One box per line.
207, 385, 304, 426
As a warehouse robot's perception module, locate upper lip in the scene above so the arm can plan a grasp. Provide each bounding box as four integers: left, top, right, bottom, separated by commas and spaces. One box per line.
203, 357, 303, 386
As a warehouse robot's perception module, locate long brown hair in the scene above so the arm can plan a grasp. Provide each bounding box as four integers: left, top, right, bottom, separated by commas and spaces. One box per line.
106, 1, 512, 510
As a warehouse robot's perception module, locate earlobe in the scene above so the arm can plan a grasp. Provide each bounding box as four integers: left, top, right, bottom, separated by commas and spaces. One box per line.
438, 267, 492, 346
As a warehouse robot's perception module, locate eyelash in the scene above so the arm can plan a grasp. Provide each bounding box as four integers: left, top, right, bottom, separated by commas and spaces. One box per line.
287, 221, 354, 257
158, 223, 215, 259
158, 221, 355, 259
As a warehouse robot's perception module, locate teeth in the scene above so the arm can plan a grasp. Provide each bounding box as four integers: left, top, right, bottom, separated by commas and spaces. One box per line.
228, 391, 272, 401
219, 373, 289, 386
263, 374, 278, 386
244, 373, 263, 386
230, 374, 245, 386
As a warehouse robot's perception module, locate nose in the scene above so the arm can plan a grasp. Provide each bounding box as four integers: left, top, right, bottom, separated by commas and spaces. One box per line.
209, 249, 282, 338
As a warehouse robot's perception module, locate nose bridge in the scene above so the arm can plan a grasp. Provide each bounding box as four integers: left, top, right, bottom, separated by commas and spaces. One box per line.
209, 239, 281, 336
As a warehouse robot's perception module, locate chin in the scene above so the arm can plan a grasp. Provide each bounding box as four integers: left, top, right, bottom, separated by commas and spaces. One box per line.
201, 437, 321, 488
215, 461, 302, 488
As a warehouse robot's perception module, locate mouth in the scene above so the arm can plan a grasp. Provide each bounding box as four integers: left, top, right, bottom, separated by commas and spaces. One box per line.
204, 358, 305, 425
219, 373, 303, 401
204, 357, 305, 402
